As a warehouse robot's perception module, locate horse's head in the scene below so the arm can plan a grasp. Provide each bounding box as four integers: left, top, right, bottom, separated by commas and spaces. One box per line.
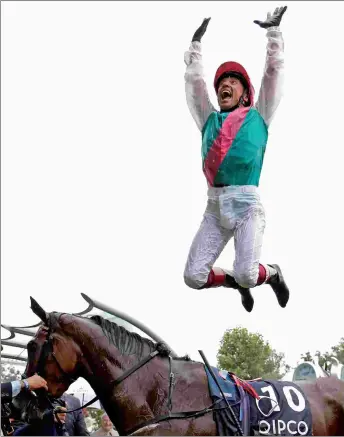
20, 297, 83, 419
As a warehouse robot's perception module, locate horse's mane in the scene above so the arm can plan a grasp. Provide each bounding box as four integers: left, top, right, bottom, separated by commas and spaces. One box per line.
88, 315, 192, 362
89, 315, 156, 359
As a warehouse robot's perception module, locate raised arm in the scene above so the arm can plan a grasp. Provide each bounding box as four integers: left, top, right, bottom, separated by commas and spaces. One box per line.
254, 6, 287, 127
184, 18, 216, 132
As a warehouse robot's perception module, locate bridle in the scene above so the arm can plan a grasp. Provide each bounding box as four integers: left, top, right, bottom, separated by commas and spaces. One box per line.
22, 317, 83, 415
24, 316, 244, 436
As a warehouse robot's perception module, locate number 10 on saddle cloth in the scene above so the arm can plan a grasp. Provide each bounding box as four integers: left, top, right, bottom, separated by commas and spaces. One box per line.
205, 367, 313, 436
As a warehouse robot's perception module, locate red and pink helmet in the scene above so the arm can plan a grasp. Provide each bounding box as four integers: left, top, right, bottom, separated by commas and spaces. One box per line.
214, 61, 255, 106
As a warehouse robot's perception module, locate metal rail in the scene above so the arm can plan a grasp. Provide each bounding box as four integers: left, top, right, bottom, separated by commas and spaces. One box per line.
1, 293, 178, 362
1, 353, 27, 362
1, 359, 26, 367
1, 325, 36, 338
1, 340, 28, 349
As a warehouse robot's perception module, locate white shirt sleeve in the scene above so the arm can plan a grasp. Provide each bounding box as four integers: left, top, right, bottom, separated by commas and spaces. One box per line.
184, 41, 216, 131
255, 26, 285, 127
11, 380, 21, 398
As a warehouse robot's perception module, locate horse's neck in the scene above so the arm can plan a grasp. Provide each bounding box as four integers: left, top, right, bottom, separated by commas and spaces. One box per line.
75, 323, 138, 386
74, 321, 163, 433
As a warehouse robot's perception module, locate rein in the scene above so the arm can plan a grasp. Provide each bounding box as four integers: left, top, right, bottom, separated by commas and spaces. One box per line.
65, 348, 165, 414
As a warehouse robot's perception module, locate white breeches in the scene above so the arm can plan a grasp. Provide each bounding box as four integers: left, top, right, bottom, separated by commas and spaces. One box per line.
184, 186, 266, 289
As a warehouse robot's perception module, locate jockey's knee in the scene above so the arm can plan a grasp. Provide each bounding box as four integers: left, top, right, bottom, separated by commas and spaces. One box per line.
234, 267, 258, 289
183, 267, 206, 289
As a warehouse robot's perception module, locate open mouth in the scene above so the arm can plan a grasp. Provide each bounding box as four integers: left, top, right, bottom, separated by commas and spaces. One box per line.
221, 89, 232, 100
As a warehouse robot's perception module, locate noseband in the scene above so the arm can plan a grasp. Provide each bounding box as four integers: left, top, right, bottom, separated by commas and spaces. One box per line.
23, 316, 77, 386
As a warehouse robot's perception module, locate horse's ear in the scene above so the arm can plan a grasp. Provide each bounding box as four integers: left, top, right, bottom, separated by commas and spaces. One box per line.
30, 297, 48, 324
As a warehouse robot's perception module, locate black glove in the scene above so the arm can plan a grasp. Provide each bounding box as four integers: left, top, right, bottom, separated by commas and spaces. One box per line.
192, 17, 211, 42
254, 6, 287, 29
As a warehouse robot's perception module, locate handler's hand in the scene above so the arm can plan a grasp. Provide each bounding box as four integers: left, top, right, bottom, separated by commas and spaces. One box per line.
26, 374, 48, 391
254, 6, 287, 29
192, 17, 211, 42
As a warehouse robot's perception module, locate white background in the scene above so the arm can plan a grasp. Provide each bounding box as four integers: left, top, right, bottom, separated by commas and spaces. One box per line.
2, 1, 344, 369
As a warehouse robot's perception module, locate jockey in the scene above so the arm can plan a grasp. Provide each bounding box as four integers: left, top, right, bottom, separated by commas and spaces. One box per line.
183, 6, 290, 312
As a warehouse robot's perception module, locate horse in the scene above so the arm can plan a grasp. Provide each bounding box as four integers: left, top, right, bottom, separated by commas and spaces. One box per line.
18, 297, 344, 436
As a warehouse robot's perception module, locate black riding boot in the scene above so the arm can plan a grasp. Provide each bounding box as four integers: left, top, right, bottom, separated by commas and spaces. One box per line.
222, 271, 254, 313
266, 264, 289, 308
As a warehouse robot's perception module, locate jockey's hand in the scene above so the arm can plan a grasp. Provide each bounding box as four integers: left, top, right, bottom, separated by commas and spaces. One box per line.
192, 18, 211, 42
254, 6, 287, 29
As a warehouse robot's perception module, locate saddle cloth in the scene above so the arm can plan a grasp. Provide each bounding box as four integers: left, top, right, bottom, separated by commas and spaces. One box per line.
205, 366, 313, 436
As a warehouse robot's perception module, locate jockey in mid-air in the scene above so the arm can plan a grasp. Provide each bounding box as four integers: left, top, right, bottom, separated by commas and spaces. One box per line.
183, 6, 290, 312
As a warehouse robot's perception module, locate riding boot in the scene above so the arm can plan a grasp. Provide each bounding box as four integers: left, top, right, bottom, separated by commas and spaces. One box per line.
201, 268, 254, 312
266, 264, 289, 308
222, 270, 254, 313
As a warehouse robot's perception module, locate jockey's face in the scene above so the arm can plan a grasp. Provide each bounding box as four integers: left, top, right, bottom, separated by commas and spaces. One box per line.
217, 76, 248, 111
